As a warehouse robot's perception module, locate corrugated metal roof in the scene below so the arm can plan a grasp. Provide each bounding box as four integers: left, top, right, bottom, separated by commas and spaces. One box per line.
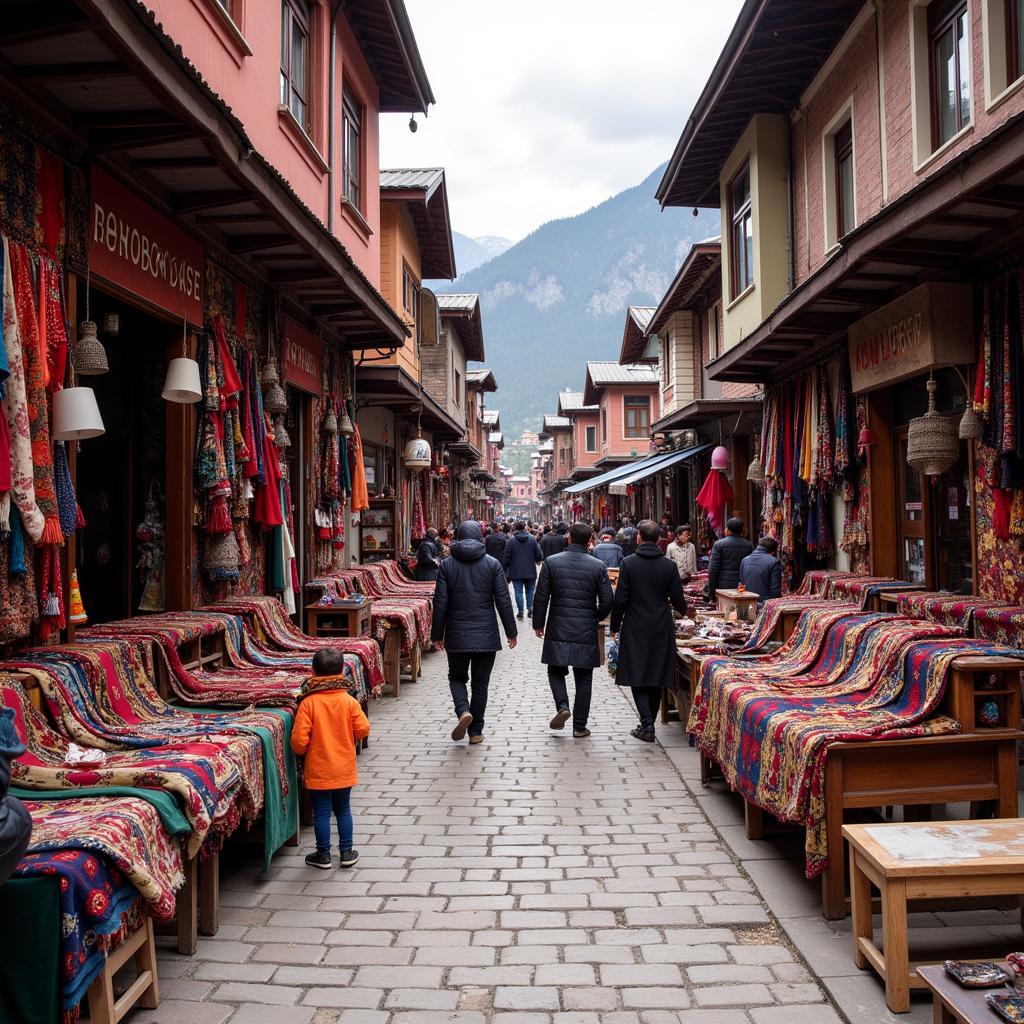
557, 390, 597, 414
380, 168, 444, 192
543, 415, 571, 430
488, 431, 503, 443
627, 306, 656, 333
586, 361, 660, 385
482, 409, 499, 425
437, 293, 479, 311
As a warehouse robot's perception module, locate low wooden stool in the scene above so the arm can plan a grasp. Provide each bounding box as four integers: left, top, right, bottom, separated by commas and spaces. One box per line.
716, 588, 759, 622
844, 818, 1024, 1013
85, 916, 159, 1023
917, 964, 1009, 1024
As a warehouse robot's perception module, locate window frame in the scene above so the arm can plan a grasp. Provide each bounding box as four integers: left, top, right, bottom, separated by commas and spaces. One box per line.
834, 119, 855, 239
1008, 0, 1024, 83
280, 0, 311, 134
929, 0, 971, 149
342, 86, 363, 212
585, 424, 597, 453
601, 408, 608, 445
622, 394, 651, 440
728, 161, 754, 300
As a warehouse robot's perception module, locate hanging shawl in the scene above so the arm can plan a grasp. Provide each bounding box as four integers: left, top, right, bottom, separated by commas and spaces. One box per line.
38, 254, 68, 392
9, 504, 27, 575
53, 440, 79, 540
350, 424, 369, 513
696, 468, 733, 534
10, 241, 60, 544
254, 414, 284, 529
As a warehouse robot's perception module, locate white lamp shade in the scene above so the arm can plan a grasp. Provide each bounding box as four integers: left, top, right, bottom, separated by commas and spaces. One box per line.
162, 357, 203, 404
404, 436, 432, 469
52, 386, 105, 441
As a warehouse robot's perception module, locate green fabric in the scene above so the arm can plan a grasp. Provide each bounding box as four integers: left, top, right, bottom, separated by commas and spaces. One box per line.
9, 785, 191, 838
0, 877, 61, 1024
270, 524, 287, 592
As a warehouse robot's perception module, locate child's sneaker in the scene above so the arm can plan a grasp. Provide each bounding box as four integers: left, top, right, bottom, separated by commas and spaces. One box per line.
339, 848, 359, 868
305, 850, 332, 870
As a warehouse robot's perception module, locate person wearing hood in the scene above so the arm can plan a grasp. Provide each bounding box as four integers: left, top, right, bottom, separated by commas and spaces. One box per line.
431, 521, 518, 744
414, 528, 441, 582
532, 522, 613, 738
501, 520, 543, 619
610, 519, 687, 742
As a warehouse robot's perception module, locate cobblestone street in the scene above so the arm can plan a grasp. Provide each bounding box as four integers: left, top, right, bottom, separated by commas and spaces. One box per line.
131, 627, 843, 1024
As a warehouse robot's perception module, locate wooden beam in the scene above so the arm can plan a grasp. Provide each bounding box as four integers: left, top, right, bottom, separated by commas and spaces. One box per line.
131, 155, 219, 170
0, 10, 89, 45
78, 109, 180, 129
174, 190, 250, 214
18, 61, 131, 83
269, 270, 336, 286
227, 235, 294, 254
194, 212, 271, 225
90, 126, 200, 152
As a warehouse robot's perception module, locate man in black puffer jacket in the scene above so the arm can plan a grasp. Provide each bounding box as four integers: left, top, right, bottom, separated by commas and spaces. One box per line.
484, 521, 507, 561
0, 706, 31, 885
706, 516, 754, 596
432, 521, 518, 744
540, 523, 568, 560
533, 522, 613, 738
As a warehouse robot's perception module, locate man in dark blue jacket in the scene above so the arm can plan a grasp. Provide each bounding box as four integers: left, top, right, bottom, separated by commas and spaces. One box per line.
431, 521, 518, 744
502, 521, 543, 619
484, 521, 508, 561
592, 529, 624, 568
739, 536, 783, 604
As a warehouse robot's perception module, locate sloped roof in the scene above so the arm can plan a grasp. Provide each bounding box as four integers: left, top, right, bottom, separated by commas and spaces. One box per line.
584, 361, 660, 406
488, 431, 504, 445
648, 240, 722, 337
483, 409, 500, 426
379, 168, 456, 280
620, 306, 659, 365
543, 415, 571, 431
467, 368, 497, 392
438, 294, 485, 361
558, 390, 597, 415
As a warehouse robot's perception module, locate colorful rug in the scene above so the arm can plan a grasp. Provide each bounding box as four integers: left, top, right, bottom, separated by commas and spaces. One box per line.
974, 606, 1024, 647
737, 596, 827, 653
795, 570, 860, 597
829, 575, 919, 608
894, 593, 1007, 631
1, 673, 241, 857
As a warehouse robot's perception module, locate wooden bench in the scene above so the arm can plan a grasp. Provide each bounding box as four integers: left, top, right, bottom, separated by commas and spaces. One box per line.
844, 819, 1024, 1013
86, 916, 160, 1023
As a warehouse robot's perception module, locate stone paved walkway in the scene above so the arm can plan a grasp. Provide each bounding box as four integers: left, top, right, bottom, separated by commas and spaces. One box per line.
130, 626, 844, 1024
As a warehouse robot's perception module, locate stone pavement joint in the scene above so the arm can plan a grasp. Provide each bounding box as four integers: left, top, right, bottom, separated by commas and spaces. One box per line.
128, 627, 842, 1024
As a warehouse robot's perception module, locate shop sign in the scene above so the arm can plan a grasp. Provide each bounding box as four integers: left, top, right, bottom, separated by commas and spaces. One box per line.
282, 316, 323, 397
847, 283, 974, 393
89, 167, 204, 323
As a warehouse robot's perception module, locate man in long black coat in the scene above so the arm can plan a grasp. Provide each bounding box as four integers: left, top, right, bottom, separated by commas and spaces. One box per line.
532, 522, 613, 738
414, 528, 441, 582
610, 519, 687, 742
431, 521, 518, 744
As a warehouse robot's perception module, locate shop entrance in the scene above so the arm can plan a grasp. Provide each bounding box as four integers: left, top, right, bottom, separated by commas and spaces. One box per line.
74, 291, 176, 623
282, 386, 309, 595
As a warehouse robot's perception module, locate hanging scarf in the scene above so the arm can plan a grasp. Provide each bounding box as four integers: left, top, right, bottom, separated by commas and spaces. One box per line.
9, 504, 27, 576
39, 542, 65, 634
38, 255, 68, 392
350, 424, 369, 513
53, 440, 79, 540
299, 673, 355, 700
254, 414, 284, 529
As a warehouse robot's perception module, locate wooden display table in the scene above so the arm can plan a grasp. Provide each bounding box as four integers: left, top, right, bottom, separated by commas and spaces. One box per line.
844, 819, 1024, 1013
716, 588, 759, 622
305, 599, 374, 639
86, 916, 160, 1023
917, 964, 1009, 1024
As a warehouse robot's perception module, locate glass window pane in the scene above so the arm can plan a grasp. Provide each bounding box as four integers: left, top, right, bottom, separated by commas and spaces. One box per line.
281, 6, 288, 69
1017, 0, 1024, 78
935, 25, 957, 144
839, 154, 855, 235
743, 213, 754, 289
957, 13, 970, 127
292, 28, 306, 100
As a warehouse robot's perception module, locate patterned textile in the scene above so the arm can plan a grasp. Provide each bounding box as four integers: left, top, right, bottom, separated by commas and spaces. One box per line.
975, 443, 1024, 605
201, 596, 382, 693
737, 596, 827, 653
795, 570, 860, 597
1, 674, 240, 857
893, 593, 1006, 632
828, 575, 917, 608
689, 621, 995, 877
13, 848, 142, 1012
974, 606, 1024, 647
21, 795, 184, 920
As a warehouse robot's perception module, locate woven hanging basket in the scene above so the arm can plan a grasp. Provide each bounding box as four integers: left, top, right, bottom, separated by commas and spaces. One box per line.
75, 320, 109, 376
260, 359, 280, 387
958, 405, 983, 441
263, 381, 287, 415
747, 455, 766, 486
338, 402, 354, 436
204, 530, 240, 580
273, 414, 291, 449
907, 378, 959, 477
323, 406, 338, 434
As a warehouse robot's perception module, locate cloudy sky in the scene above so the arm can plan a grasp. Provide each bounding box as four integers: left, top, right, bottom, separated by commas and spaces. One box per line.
380, 1, 744, 244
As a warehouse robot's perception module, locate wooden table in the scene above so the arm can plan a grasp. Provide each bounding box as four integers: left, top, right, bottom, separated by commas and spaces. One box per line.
917, 964, 1015, 1024
306, 599, 374, 639
843, 818, 1024, 1013
716, 588, 759, 622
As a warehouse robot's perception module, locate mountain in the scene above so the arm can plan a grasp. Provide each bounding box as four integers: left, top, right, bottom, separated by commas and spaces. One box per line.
451, 232, 513, 278
439, 166, 719, 438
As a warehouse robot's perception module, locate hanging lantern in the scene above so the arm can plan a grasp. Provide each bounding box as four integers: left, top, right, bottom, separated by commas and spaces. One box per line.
907, 378, 959, 477
958, 405, 983, 441
75, 319, 109, 376
404, 431, 432, 469
261, 358, 280, 387
204, 530, 240, 581
858, 426, 875, 449
323, 404, 338, 434
274, 414, 291, 449
711, 445, 730, 471
263, 380, 287, 415
52, 387, 105, 440
338, 400, 354, 436
162, 357, 203, 404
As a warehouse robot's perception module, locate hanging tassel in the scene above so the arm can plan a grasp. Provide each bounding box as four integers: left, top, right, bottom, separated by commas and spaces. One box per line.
39, 544, 65, 632
76, 504, 86, 529
54, 441, 79, 539
206, 494, 232, 534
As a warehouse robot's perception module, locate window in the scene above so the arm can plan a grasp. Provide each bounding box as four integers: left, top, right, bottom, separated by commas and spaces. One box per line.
601, 408, 608, 444
708, 302, 722, 361
280, 0, 310, 132
559, 448, 566, 467
623, 395, 650, 439
585, 425, 597, 453
342, 88, 362, 209
930, 0, 970, 147
729, 162, 754, 298
834, 120, 855, 239
1009, 0, 1024, 83
402, 263, 420, 328
661, 336, 675, 392
454, 368, 462, 407
216, 0, 233, 14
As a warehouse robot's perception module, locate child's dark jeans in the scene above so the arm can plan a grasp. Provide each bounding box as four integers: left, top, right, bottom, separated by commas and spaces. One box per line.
311, 788, 353, 853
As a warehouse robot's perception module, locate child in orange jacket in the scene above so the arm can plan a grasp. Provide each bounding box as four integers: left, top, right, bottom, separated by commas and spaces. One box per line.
291, 648, 371, 870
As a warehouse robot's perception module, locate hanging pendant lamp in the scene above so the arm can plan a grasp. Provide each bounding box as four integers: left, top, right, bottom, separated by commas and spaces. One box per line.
907, 377, 959, 477
52, 386, 105, 440
263, 380, 287, 415
323, 401, 338, 434
959, 405, 983, 440
75, 319, 109, 376
338, 398, 354, 436
162, 314, 203, 403
261, 358, 280, 387
273, 413, 291, 449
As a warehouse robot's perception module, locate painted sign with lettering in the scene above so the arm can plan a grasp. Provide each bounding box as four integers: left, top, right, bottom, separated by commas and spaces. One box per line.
89, 168, 204, 323
847, 283, 973, 393
282, 316, 323, 397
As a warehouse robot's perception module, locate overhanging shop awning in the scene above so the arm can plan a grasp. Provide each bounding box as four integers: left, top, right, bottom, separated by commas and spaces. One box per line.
564, 445, 709, 496
607, 444, 710, 494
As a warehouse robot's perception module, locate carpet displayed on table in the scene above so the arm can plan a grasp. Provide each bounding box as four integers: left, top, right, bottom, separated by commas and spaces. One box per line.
893, 592, 1006, 631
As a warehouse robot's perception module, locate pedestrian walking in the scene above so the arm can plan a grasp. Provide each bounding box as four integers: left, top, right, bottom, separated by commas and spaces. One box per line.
414, 528, 441, 582
484, 521, 508, 560
291, 647, 371, 869
431, 520, 518, 744
740, 535, 783, 604
532, 522, 613, 738
592, 528, 625, 568
619, 517, 639, 556
666, 524, 698, 580
706, 516, 753, 595
610, 519, 687, 742
540, 523, 568, 559
502, 520, 543, 619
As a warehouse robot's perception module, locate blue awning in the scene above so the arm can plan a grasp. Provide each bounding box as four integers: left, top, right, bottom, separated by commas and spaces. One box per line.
564, 444, 708, 495
608, 444, 710, 493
